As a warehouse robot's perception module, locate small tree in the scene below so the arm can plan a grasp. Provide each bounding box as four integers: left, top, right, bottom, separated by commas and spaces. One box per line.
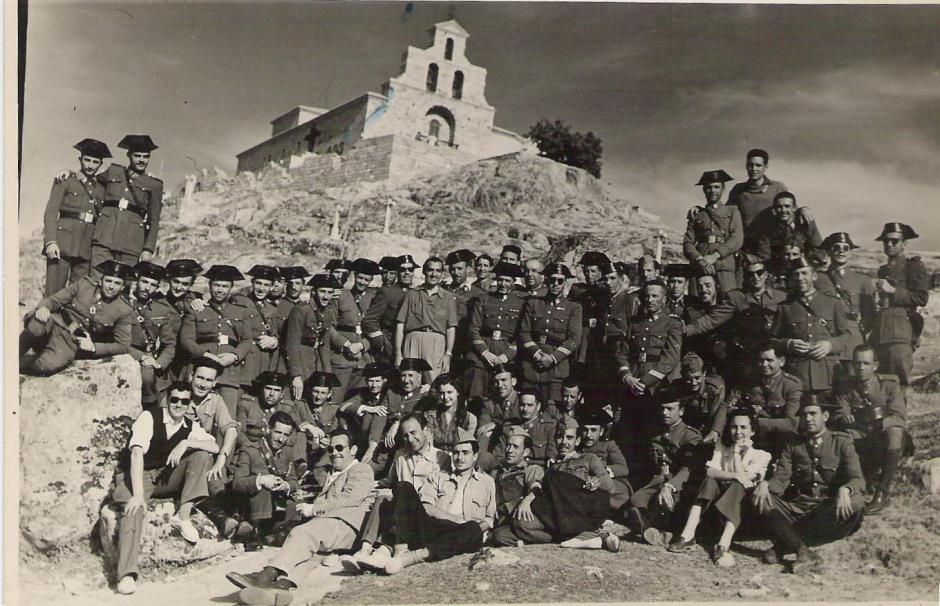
526, 119, 603, 178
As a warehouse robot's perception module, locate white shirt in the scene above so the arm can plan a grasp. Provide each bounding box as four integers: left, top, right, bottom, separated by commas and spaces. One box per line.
128, 410, 214, 453
706, 443, 772, 487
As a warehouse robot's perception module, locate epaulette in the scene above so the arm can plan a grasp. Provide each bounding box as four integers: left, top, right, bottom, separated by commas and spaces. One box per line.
830, 430, 853, 441
781, 372, 802, 387
684, 424, 703, 439
143, 172, 163, 184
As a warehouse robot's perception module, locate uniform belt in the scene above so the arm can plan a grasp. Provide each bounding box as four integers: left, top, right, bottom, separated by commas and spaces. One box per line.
703, 234, 726, 244
536, 335, 563, 347
103, 199, 146, 218
335, 324, 360, 333
58, 210, 96, 223
408, 327, 444, 336
632, 352, 662, 362
196, 335, 239, 346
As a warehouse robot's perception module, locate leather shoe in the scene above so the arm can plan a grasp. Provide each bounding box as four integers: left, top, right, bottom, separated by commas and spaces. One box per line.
763, 546, 781, 565
627, 508, 649, 536
790, 548, 823, 575
667, 536, 695, 553
226, 571, 261, 589
866, 490, 891, 515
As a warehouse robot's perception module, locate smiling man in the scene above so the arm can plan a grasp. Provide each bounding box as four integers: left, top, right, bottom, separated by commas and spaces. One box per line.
227, 429, 374, 606
20, 260, 134, 375
727, 149, 790, 234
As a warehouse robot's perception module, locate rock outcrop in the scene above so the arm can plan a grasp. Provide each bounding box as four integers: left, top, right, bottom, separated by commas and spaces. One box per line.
19, 355, 141, 554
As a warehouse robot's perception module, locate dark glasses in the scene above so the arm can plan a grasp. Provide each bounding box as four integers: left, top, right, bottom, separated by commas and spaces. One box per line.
548, 277, 567, 285
745, 269, 766, 277
168, 396, 191, 405
829, 244, 851, 252
327, 444, 347, 453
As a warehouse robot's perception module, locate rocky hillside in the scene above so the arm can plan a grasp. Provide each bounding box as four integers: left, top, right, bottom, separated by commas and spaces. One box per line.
19, 153, 680, 309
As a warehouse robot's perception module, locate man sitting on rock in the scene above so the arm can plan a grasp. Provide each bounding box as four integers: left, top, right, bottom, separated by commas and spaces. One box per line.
226, 429, 374, 606
109, 381, 219, 595
20, 260, 134, 375
231, 411, 305, 550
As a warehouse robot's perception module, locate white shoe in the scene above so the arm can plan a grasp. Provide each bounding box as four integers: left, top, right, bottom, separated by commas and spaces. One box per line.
116, 575, 136, 595
357, 547, 391, 572
603, 533, 621, 553
178, 519, 200, 543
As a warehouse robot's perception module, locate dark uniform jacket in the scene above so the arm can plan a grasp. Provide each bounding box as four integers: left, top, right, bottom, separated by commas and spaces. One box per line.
771, 290, 855, 392
816, 268, 876, 358
179, 299, 254, 388
445, 280, 487, 353
284, 300, 333, 379
695, 287, 787, 354
235, 393, 314, 459
231, 435, 304, 520
518, 294, 583, 384
327, 289, 373, 370
234, 293, 284, 383
490, 463, 544, 521
646, 421, 702, 492
676, 375, 727, 437
490, 415, 558, 465
568, 283, 612, 365
271, 296, 300, 371
43, 172, 104, 259
683, 203, 744, 274
749, 209, 823, 260
362, 284, 409, 352
727, 370, 803, 443
40, 276, 134, 356
767, 430, 866, 500
613, 310, 683, 391
467, 291, 525, 370
93, 165, 163, 256
548, 452, 616, 494
831, 373, 906, 439
583, 440, 631, 483
870, 254, 929, 346
683, 296, 734, 367
605, 289, 639, 344
126, 293, 179, 368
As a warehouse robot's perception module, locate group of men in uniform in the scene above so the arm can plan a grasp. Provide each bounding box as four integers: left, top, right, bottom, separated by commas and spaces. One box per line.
23, 144, 931, 601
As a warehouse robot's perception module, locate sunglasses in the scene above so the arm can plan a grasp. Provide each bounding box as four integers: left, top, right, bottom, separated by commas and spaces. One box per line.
168, 396, 191, 405
327, 444, 347, 453
883, 238, 903, 245
829, 244, 851, 252
548, 277, 567, 285
745, 269, 766, 277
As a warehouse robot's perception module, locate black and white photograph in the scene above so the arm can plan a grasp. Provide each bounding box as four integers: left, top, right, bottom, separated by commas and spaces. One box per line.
8, 1, 940, 604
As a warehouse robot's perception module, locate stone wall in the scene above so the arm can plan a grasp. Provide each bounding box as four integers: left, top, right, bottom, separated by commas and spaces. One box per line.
291, 135, 396, 190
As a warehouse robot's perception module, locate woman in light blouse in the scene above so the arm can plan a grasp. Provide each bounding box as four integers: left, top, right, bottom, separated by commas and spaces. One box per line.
424, 374, 477, 457
668, 407, 771, 566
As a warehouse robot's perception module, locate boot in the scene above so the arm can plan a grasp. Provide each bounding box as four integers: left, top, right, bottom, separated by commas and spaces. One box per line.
790, 547, 823, 575
865, 489, 891, 515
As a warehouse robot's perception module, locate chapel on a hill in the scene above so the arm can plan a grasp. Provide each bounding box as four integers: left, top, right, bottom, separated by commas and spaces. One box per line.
235, 20, 527, 186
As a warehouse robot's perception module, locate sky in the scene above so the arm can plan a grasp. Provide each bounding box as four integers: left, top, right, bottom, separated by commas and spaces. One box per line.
18, 1, 940, 249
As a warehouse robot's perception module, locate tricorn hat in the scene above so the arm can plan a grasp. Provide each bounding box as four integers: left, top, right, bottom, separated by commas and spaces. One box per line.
349, 258, 381, 275
664, 263, 694, 279
378, 256, 399, 271
821, 232, 860, 250
165, 258, 203, 278
252, 371, 290, 387
246, 265, 280, 281
541, 263, 575, 279
397, 255, 418, 270
118, 134, 158, 153
307, 273, 341, 289
306, 371, 341, 388
96, 260, 134, 280
363, 362, 393, 379
398, 358, 432, 372
695, 169, 733, 186
492, 261, 524, 279
279, 266, 310, 281
578, 251, 611, 267
134, 261, 166, 281
324, 259, 351, 271
204, 265, 245, 282
446, 249, 477, 265
73, 138, 112, 159
875, 222, 918, 242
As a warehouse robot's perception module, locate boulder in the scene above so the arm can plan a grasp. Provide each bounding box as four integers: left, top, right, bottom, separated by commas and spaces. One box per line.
98, 502, 236, 577
19, 355, 141, 553
910, 457, 940, 494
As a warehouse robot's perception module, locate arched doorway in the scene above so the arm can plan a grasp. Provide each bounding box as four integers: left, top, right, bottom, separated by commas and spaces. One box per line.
425, 106, 456, 146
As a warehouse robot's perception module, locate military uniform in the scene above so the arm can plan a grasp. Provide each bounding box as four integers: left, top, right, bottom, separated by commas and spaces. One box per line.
683, 295, 734, 373
362, 284, 410, 365
519, 294, 583, 403
614, 310, 683, 391
235, 392, 315, 461
569, 282, 614, 401
92, 164, 163, 266
272, 295, 301, 372
325, 288, 374, 401
234, 293, 285, 388
283, 300, 332, 384
21, 276, 134, 375
870, 254, 929, 386
179, 299, 254, 414
127, 293, 179, 408
42, 171, 105, 295
231, 432, 305, 524
583, 439, 633, 510
445, 280, 487, 364
465, 290, 526, 398
763, 430, 865, 549
628, 420, 702, 531
816, 266, 876, 365
489, 414, 558, 466
771, 289, 855, 393
683, 203, 744, 294
676, 375, 727, 438
831, 373, 907, 498
490, 462, 545, 522
727, 370, 802, 455
749, 209, 823, 261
